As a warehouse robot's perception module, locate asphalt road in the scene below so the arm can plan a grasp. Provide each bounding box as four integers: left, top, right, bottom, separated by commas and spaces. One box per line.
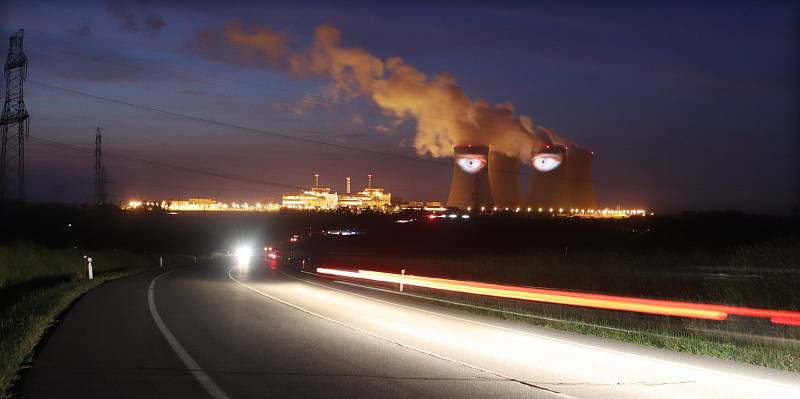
17, 258, 800, 398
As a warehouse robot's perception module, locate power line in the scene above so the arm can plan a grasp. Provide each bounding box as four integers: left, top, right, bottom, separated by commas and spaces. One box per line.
28, 80, 452, 167
26, 37, 593, 160
25, 40, 484, 127
25, 80, 591, 183
27, 81, 710, 194
29, 136, 304, 191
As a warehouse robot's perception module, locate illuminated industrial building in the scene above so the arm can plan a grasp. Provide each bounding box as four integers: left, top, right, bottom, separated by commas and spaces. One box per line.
161, 198, 220, 211
404, 201, 425, 209
281, 174, 391, 210
281, 188, 339, 209
125, 199, 280, 212
337, 174, 392, 209
447, 144, 600, 211
282, 174, 339, 209
124, 149, 631, 216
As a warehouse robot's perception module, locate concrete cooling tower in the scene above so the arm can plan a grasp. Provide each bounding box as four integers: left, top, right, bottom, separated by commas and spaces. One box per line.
526, 145, 570, 209
564, 146, 596, 209
446, 145, 493, 209
488, 151, 522, 208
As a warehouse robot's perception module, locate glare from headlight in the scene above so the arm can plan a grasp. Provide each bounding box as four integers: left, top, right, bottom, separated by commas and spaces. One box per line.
235, 245, 252, 266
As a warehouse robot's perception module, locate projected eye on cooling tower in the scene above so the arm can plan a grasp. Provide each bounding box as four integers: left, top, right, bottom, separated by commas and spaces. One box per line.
455, 154, 487, 173
533, 153, 563, 172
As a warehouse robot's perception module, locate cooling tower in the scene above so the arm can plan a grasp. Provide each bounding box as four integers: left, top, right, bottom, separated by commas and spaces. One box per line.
564, 147, 596, 209
526, 145, 570, 209
488, 151, 522, 208
446, 145, 493, 209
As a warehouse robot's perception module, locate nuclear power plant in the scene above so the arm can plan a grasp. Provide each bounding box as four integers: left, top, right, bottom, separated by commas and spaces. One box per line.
447, 143, 596, 211
127, 146, 640, 217
564, 146, 596, 209
488, 151, 522, 208
526, 144, 570, 209
446, 145, 493, 209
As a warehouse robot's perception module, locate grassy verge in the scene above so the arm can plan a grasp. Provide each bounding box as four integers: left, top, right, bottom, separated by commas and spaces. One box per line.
395, 288, 800, 372
0, 243, 159, 397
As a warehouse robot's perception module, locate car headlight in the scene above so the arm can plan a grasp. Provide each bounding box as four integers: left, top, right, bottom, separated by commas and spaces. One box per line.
235, 245, 252, 266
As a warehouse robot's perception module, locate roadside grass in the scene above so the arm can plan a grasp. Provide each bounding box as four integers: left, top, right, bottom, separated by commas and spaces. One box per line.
320, 237, 800, 372
325, 238, 800, 309
0, 243, 158, 397
414, 290, 800, 372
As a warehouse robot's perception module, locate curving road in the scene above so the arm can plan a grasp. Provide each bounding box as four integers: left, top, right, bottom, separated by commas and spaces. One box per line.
18, 259, 800, 398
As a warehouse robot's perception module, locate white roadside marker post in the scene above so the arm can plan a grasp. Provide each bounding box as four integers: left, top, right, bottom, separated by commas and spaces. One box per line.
87, 257, 93, 280
159, 256, 163, 268
194, 256, 197, 264
400, 269, 405, 292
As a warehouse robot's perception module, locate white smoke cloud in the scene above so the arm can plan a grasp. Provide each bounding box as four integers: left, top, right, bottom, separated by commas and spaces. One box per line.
222, 23, 556, 160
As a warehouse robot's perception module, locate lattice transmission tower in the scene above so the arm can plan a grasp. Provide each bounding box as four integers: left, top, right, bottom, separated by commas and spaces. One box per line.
0, 29, 30, 201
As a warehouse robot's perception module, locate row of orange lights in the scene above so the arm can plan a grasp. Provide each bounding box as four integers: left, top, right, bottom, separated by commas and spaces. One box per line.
315, 268, 800, 326
463, 206, 650, 216
125, 200, 281, 211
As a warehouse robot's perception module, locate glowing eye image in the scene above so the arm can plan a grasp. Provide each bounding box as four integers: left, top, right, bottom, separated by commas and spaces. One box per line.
455, 154, 487, 173
532, 153, 563, 172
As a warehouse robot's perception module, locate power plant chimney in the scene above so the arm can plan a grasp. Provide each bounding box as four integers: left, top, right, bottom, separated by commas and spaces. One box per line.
526, 145, 569, 209
564, 146, 596, 209
314, 173, 319, 188
346, 176, 351, 194
526, 144, 596, 210
447, 145, 493, 209
488, 151, 521, 208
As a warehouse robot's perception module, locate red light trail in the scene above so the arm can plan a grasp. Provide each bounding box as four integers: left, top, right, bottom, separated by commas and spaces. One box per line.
315, 268, 800, 326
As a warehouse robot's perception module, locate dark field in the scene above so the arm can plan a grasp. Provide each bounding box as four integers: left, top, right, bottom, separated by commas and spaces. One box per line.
289, 212, 800, 310
314, 237, 800, 310
2, 203, 800, 372
4, 203, 799, 310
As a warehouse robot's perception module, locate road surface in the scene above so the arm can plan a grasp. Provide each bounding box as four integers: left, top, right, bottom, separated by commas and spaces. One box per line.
17, 258, 800, 398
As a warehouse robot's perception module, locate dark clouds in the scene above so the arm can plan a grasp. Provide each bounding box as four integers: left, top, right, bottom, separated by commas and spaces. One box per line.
145, 14, 166, 32
72, 22, 92, 37
109, 4, 138, 31
185, 24, 298, 72
108, 3, 166, 33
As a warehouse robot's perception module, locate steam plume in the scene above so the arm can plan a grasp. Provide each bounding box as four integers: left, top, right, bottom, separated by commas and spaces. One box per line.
223, 23, 557, 160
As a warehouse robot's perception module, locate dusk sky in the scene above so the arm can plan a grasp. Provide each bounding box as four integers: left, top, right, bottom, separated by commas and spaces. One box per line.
1, 1, 797, 213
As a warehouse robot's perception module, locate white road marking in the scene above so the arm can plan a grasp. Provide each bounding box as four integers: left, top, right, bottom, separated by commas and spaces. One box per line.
149, 269, 232, 399
228, 268, 574, 398
286, 269, 800, 392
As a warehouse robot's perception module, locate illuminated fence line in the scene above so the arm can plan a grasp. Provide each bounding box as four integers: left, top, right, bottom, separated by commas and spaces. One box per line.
315, 268, 800, 326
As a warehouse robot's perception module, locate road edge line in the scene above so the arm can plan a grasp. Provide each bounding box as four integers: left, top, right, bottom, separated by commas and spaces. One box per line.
148, 268, 231, 399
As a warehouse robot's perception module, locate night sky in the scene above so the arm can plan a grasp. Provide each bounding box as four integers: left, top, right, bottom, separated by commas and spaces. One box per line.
1, 1, 797, 213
